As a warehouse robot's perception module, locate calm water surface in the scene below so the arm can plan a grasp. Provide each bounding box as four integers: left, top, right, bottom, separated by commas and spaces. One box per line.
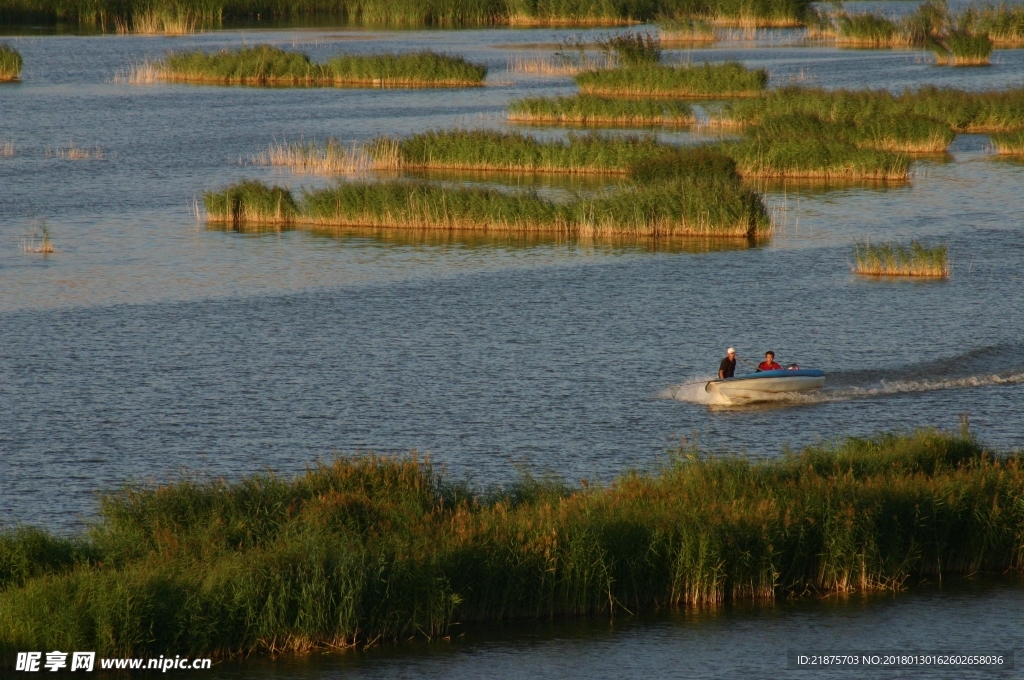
1, 17, 1023, 677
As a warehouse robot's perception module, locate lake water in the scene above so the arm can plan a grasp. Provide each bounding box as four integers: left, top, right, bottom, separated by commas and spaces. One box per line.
2, 12, 1024, 677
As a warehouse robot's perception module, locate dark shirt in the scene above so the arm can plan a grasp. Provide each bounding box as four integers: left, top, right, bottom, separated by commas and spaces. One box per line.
719, 356, 736, 378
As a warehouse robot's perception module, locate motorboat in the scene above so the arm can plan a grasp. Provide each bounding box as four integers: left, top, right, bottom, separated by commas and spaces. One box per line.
705, 368, 825, 404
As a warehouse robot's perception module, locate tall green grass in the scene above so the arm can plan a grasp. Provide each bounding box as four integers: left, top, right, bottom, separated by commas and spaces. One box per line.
854, 239, 949, 277
991, 129, 1024, 155
723, 85, 1024, 133
508, 95, 695, 126
972, 3, 1024, 45
0, 43, 21, 80
392, 130, 672, 174
931, 30, 993, 66
0, 0, 813, 28
724, 114, 910, 180
150, 45, 486, 86
1, 429, 1020, 659
835, 12, 906, 46
575, 61, 768, 98
205, 146, 770, 237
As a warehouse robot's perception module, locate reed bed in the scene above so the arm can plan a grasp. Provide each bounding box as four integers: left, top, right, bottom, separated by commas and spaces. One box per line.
393, 130, 673, 174
657, 18, 715, 42
252, 138, 392, 174
854, 240, 949, 277
508, 95, 695, 126
575, 61, 768, 98
835, 12, 910, 46
722, 86, 1024, 133
0, 0, 813, 29
204, 146, 771, 238
142, 45, 486, 87
972, 3, 1024, 46
506, 55, 609, 75
1, 429, 1020, 659
0, 43, 22, 81
724, 114, 910, 180
931, 31, 993, 66
990, 129, 1024, 155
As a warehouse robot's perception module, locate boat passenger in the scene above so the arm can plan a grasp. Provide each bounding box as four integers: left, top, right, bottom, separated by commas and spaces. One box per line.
718, 347, 737, 379
756, 351, 782, 372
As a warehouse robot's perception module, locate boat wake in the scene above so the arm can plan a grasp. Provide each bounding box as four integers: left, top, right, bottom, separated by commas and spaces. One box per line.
664, 370, 1024, 407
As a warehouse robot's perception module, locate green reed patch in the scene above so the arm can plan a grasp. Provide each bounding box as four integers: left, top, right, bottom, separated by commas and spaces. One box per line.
575, 61, 768, 98
931, 30, 993, 66
0, 429, 1019, 659
149, 45, 486, 86
204, 145, 770, 238
836, 12, 906, 46
0, 43, 22, 81
393, 130, 672, 174
971, 3, 1024, 45
722, 85, 1024, 133
990, 129, 1024, 155
724, 114, 910, 180
508, 95, 695, 126
0, 0, 814, 29
854, 240, 949, 277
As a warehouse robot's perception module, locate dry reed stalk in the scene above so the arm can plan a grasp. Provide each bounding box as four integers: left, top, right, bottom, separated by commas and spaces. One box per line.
941, 53, 991, 66
859, 133, 953, 154
707, 15, 803, 28
853, 240, 949, 277
576, 85, 763, 99
506, 55, 609, 75
0, 140, 13, 157
55, 143, 105, 160
126, 61, 163, 84
253, 140, 380, 175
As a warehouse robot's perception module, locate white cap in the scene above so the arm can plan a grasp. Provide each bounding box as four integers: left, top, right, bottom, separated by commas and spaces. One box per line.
727, 347, 735, 354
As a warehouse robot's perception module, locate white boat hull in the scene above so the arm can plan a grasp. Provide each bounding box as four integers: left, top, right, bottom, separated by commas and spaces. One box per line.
705, 370, 825, 404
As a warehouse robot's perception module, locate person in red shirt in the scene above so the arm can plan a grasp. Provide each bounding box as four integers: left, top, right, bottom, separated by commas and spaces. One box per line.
757, 351, 782, 372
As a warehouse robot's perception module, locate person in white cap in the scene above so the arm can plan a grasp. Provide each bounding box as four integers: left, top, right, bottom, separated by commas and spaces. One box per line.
719, 347, 737, 379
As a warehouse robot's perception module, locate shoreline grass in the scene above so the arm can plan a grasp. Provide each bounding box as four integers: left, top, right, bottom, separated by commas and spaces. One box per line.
574, 61, 768, 98
1, 429, 1020, 659
0, 43, 22, 81
140, 46, 487, 87
0, 0, 814, 30
990, 130, 1024, 155
204, 145, 771, 238
508, 95, 695, 126
854, 240, 949, 277
835, 12, 910, 47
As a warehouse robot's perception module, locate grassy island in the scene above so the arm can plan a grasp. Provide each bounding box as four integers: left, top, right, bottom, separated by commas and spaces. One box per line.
136, 46, 487, 87
0, 43, 22, 81
854, 240, 949, 277
1, 429, 1021, 659
991, 130, 1024, 155
720, 86, 1024, 134
574, 61, 768, 98
508, 95, 695, 126
203, 169, 769, 238
725, 115, 910, 180
207, 146, 770, 238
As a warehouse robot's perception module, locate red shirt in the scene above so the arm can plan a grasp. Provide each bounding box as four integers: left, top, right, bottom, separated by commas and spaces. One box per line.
757, 361, 782, 371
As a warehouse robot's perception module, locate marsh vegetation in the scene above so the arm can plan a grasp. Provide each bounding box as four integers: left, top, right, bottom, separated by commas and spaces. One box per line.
0, 43, 22, 81
0, 0, 815, 31
134, 45, 487, 87
575, 61, 768, 98
508, 95, 695, 126
854, 240, 949, 277
0, 429, 1019, 659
